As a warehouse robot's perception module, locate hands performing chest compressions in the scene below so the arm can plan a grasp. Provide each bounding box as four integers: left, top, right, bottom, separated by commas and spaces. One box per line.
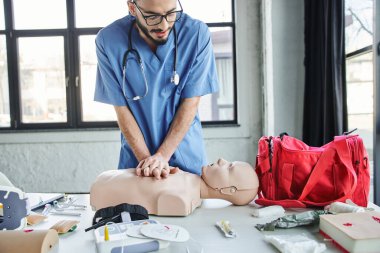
90, 159, 259, 216
136, 154, 178, 180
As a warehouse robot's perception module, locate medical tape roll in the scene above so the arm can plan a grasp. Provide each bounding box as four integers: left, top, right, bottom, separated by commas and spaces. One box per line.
252, 205, 285, 218
0, 229, 59, 253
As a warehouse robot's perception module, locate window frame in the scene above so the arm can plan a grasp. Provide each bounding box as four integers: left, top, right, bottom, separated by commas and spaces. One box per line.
345, 0, 374, 134
1, 0, 237, 131
344, 0, 375, 203
374, 0, 380, 206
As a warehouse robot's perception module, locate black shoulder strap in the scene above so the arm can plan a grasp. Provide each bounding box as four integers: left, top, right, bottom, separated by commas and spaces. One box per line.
85, 203, 148, 232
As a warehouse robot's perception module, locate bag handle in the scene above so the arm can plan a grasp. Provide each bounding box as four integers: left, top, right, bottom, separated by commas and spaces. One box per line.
297, 136, 357, 202
255, 145, 336, 208
255, 197, 307, 208
296, 147, 335, 201
333, 136, 358, 194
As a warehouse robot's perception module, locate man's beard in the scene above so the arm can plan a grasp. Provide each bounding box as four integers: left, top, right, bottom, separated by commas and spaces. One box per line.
135, 18, 171, 46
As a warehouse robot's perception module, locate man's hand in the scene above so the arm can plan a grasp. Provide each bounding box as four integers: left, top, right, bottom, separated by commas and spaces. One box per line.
136, 154, 179, 179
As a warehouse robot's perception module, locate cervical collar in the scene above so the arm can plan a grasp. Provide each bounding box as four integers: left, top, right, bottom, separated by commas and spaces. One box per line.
0, 172, 28, 230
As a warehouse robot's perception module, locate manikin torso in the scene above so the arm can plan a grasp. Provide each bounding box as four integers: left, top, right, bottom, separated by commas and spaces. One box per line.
90, 159, 259, 216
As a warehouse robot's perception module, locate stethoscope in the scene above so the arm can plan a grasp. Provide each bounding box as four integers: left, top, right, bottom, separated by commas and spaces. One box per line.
122, 20, 179, 101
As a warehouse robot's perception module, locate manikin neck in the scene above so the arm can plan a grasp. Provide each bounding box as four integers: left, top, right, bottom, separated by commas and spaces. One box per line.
200, 178, 236, 200
199, 175, 256, 206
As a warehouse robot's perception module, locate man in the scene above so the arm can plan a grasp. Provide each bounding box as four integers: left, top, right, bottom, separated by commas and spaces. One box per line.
94, 0, 219, 179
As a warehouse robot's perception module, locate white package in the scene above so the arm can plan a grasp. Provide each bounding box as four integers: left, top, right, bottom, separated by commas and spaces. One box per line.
326, 201, 365, 213
252, 205, 285, 218
264, 234, 326, 253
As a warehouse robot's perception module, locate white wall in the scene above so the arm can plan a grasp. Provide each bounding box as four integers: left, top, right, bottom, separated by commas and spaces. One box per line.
0, 0, 305, 193
271, 0, 305, 139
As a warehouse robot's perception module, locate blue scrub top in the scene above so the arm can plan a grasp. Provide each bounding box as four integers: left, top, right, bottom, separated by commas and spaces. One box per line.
94, 14, 219, 175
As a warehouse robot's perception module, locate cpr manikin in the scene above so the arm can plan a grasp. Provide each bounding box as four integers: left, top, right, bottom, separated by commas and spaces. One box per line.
90, 159, 259, 216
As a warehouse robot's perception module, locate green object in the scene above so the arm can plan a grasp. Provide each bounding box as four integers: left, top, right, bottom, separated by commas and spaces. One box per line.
68, 224, 77, 232
255, 210, 328, 231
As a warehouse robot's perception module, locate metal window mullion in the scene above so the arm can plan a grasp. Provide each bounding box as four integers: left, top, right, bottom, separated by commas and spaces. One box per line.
206, 22, 235, 28
231, 0, 238, 125
72, 32, 82, 127
66, 0, 77, 128
3, 0, 20, 129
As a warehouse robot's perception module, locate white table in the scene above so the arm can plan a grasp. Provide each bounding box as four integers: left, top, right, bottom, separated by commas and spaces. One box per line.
30, 194, 378, 253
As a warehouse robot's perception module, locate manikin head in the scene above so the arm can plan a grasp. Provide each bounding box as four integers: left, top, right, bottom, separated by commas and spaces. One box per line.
127, 0, 183, 46
201, 158, 259, 205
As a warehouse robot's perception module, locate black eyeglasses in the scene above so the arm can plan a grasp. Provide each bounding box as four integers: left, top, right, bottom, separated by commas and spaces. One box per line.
133, 0, 183, 26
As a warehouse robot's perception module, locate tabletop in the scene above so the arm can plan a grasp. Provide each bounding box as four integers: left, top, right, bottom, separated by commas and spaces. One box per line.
29, 194, 379, 253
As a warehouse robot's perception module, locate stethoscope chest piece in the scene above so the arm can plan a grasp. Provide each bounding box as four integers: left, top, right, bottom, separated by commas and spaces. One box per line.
171, 71, 180, 85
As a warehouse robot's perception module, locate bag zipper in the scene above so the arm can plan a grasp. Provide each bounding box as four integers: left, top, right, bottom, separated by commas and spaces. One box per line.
353, 138, 361, 197
358, 139, 368, 204
266, 137, 275, 199
353, 138, 360, 173
352, 138, 368, 205
267, 137, 273, 172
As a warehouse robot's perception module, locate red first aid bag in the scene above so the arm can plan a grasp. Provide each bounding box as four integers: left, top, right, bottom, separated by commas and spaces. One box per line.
255, 134, 370, 208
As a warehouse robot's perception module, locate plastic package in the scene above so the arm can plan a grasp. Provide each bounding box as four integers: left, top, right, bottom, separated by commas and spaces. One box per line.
215, 220, 237, 238
264, 234, 326, 253
252, 205, 285, 218
170, 238, 204, 253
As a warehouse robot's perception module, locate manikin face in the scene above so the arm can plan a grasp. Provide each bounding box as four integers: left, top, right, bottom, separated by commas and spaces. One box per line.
129, 0, 178, 46
202, 158, 258, 195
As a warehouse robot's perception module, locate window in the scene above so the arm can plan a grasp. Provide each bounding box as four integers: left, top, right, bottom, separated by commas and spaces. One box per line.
18, 37, 66, 123
0, 35, 9, 127
13, 0, 67, 29
0, 0, 236, 130
345, 0, 373, 199
182, 0, 236, 123
0, 1, 4, 29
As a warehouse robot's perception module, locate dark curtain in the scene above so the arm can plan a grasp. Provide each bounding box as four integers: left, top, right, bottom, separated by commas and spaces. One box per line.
303, 0, 348, 146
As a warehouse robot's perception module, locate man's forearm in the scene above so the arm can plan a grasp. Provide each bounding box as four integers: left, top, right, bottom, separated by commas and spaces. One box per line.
114, 106, 151, 162
157, 97, 201, 161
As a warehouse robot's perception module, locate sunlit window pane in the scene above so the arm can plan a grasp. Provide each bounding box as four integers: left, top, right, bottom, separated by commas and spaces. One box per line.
0, 35, 9, 127
345, 0, 373, 53
79, 36, 116, 122
18, 37, 67, 123
199, 27, 234, 121
0, 1, 5, 30
346, 52, 373, 160
346, 51, 374, 202
13, 0, 67, 29
181, 0, 232, 23
75, 0, 127, 28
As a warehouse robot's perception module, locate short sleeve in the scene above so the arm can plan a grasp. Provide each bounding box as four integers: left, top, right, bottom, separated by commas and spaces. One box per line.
94, 32, 128, 106
181, 23, 219, 98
